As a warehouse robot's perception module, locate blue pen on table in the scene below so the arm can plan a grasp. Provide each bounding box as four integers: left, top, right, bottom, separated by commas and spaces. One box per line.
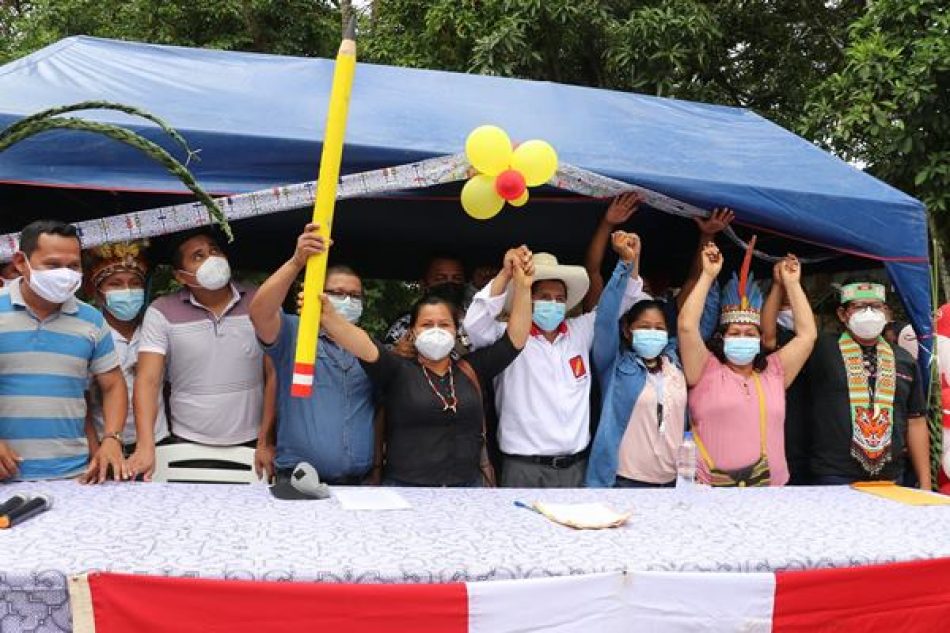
514, 500, 541, 515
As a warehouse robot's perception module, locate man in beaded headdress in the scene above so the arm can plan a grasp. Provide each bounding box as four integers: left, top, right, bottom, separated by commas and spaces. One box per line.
84, 240, 149, 299
83, 240, 170, 461
802, 280, 930, 487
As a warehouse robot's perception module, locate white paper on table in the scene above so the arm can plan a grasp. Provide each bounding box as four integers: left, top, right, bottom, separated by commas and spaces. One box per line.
533, 502, 631, 529
334, 489, 412, 511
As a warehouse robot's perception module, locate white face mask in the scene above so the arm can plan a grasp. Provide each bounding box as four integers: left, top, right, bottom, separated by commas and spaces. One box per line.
414, 327, 455, 361
777, 309, 795, 332
24, 257, 81, 304
848, 307, 887, 340
180, 256, 231, 291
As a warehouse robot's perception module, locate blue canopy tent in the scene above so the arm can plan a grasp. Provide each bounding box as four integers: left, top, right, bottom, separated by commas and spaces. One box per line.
0, 36, 932, 361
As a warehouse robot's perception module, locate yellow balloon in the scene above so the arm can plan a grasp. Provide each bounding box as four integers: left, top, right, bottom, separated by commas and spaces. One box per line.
465, 125, 513, 176
461, 174, 505, 220
510, 190, 529, 207
511, 140, 558, 186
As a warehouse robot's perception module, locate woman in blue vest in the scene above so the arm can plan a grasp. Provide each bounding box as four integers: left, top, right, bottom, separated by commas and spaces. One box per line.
586, 231, 688, 488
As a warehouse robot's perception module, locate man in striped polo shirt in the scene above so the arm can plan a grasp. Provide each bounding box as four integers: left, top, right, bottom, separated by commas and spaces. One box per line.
0, 220, 128, 482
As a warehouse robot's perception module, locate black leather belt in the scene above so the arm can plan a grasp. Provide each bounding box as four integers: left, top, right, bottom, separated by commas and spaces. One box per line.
504, 452, 585, 469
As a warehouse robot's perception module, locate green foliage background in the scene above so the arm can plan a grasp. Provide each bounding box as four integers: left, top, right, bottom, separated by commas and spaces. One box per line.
2, 0, 946, 472
4, 0, 941, 234
3, 0, 945, 294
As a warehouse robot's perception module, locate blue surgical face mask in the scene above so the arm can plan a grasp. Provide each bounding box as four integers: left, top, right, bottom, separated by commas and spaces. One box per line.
532, 300, 566, 332
104, 288, 146, 322
723, 336, 760, 366
631, 329, 668, 359
328, 295, 363, 324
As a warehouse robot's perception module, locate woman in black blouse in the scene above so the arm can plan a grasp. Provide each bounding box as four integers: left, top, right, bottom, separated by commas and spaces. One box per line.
320, 247, 534, 486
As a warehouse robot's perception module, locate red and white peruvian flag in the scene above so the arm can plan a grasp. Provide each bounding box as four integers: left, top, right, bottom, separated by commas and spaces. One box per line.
69, 558, 950, 632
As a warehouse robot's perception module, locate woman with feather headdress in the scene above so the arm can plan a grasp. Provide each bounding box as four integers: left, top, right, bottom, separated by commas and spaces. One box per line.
677, 237, 817, 487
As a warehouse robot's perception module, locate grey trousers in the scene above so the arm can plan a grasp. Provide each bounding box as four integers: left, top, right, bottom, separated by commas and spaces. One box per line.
501, 456, 587, 488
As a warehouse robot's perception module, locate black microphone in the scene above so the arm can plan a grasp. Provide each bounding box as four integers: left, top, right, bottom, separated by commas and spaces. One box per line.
0, 494, 51, 529
0, 493, 29, 517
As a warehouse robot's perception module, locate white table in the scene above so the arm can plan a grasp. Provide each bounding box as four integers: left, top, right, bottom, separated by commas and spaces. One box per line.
2, 481, 949, 632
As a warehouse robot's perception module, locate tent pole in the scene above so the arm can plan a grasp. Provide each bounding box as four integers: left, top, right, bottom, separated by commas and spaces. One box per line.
928, 212, 950, 304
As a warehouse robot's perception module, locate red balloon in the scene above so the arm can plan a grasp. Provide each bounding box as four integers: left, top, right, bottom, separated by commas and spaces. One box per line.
495, 169, 527, 201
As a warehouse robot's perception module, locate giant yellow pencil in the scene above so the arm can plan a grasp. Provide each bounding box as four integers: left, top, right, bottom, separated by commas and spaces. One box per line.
292, 19, 357, 398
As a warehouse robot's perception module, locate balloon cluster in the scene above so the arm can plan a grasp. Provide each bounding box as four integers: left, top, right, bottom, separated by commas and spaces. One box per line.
461, 125, 558, 220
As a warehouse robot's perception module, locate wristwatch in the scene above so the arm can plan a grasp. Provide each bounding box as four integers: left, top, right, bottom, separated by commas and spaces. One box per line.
101, 432, 123, 446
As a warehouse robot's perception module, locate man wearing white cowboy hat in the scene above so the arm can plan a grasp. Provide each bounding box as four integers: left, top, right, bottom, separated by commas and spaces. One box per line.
464, 235, 646, 487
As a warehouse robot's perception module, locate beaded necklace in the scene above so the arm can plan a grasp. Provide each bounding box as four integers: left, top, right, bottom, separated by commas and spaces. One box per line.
421, 364, 458, 414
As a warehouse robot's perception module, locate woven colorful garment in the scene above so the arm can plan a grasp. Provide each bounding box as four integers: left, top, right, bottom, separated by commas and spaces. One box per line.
839, 331, 896, 475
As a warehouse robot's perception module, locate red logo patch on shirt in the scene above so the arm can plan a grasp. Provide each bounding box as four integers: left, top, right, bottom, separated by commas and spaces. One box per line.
569, 355, 587, 379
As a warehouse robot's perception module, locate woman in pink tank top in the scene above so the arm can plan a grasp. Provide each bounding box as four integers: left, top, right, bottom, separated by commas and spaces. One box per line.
677, 234, 817, 487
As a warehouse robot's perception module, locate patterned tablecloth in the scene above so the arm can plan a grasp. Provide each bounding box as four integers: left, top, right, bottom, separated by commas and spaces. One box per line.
2, 480, 950, 632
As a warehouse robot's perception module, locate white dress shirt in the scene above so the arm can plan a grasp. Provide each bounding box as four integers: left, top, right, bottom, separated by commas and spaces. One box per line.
463, 274, 645, 456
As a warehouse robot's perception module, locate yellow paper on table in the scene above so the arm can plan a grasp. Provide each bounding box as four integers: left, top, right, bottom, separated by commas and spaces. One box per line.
851, 482, 950, 506
533, 502, 631, 530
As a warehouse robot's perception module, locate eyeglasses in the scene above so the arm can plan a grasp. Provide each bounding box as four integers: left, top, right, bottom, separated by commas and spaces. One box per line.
326, 289, 363, 301
847, 301, 885, 312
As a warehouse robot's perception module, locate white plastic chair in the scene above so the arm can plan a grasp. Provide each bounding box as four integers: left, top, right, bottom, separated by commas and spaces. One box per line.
152, 444, 262, 484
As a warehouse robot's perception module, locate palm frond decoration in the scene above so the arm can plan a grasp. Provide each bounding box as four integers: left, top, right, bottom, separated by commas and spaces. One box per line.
0, 101, 232, 241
